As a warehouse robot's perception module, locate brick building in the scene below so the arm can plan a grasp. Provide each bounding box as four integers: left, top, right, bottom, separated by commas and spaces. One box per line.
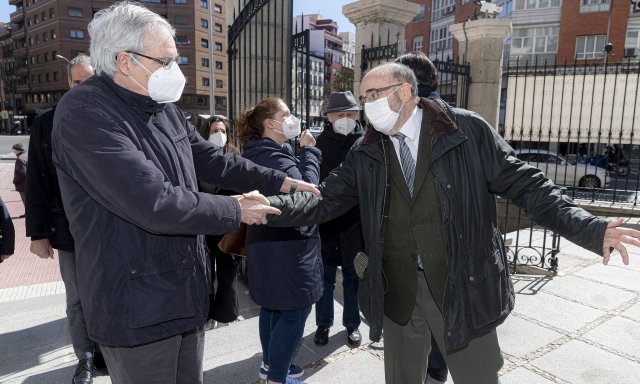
5, 0, 228, 126
405, 0, 639, 65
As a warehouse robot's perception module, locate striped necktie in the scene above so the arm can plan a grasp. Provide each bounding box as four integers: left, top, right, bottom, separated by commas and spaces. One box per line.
393, 133, 416, 197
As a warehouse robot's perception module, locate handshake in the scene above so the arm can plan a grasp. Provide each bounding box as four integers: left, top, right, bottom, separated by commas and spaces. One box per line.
233, 191, 280, 225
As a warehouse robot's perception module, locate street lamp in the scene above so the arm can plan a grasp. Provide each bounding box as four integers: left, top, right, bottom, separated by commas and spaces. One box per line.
55, 54, 70, 63
207, 0, 215, 116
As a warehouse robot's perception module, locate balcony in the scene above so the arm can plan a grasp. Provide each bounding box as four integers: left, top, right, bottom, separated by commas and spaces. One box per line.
13, 46, 26, 58
10, 10, 24, 23
9, 0, 23, 5
11, 27, 25, 40
16, 83, 29, 93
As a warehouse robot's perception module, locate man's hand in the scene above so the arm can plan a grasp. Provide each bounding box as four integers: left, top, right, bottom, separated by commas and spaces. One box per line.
234, 191, 281, 225
602, 218, 640, 265
280, 177, 323, 200
30, 238, 54, 259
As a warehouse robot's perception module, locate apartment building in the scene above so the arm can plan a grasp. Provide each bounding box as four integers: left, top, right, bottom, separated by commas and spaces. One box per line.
405, 0, 639, 65
6, 0, 228, 125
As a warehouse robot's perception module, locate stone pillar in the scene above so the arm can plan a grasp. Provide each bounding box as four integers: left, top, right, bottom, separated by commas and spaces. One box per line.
449, 19, 512, 129
343, 0, 421, 96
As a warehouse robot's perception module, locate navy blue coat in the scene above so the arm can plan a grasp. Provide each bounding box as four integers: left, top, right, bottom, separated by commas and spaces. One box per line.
52, 75, 287, 347
243, 139, 323, 310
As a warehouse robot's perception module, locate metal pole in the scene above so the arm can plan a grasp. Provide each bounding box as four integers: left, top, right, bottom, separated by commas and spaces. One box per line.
208, 0, 215, 116
604, 1, 613, 64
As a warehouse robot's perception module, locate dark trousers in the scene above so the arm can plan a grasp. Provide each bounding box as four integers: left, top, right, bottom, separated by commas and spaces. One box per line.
205, 234, 240, 323
259, 306, 311, 382
383, 271, 503, 384
315, 261, 361, 329
58, 249, 97, 360
100, 327, 204, 384
427, 333, 448, 380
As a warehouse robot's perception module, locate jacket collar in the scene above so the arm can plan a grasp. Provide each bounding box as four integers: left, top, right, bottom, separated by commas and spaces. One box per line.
98, 74, 167, 114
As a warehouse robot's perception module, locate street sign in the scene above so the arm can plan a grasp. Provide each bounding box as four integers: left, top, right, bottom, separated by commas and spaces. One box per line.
1, 111, 7, 119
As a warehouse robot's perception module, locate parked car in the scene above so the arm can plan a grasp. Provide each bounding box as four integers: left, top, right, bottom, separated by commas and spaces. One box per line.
514, 149, 607, 189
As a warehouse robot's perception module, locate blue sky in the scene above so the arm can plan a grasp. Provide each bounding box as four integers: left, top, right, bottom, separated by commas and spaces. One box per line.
0, 1, 354, 32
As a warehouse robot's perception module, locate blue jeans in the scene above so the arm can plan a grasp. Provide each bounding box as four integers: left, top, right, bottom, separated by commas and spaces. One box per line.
58, 250, 96, 360
315, 262, 361, 329
259, 306, 311, 382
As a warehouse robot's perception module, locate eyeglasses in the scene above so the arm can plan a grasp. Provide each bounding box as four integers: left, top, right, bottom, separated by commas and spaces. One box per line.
358, 83, 403, 104
126, 51, 180, 70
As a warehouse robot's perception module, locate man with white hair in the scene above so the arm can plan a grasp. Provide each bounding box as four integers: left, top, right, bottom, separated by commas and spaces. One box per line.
51, 2, 319, 383
26, 54, 100, 384
263, 62, 640, 384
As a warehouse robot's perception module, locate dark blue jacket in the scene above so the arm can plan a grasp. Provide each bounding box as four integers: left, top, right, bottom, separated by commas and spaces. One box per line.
242, 139, 323, 310
52, 75, 287, 347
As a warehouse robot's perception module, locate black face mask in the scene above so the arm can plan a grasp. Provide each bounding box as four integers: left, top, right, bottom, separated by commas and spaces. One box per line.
418, 83, 436, 98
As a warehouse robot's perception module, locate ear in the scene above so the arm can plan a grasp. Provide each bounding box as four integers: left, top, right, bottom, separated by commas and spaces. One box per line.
115, 52, 133, 76
398, 83, 412, 102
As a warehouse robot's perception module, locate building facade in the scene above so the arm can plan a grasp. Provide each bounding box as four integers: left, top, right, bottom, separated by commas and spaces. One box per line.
405, 0, 638, 66
6, 0, 228, 125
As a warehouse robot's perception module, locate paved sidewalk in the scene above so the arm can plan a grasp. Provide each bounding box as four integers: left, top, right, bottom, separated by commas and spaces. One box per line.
1, 163, 639, 383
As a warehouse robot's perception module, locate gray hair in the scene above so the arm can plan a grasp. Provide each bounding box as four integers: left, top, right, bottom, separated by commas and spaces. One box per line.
88, 1, 175, 77
67, 53, 91, 81
367, 62, 419, 97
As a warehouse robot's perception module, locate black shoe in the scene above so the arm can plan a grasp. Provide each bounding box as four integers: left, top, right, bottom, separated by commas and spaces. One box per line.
314, 326, 330, 345
346, 327, 361, 347
72, 355, 94, 384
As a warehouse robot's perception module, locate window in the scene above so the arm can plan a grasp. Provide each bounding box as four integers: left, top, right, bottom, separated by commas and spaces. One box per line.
201, 38, 209, 48
511, 27, 559, 61
430, 26, 452, 52
41, 11, 46, 21
43, 31, 48, 41
214, 4, 222, 13
215, 61, 222, 70
29, 37, 34, 46
625, 30, 639, 58
201, 58, 209, 67
412, 36, 423, 51
413, 5, 425, 22
44, 52, 49, 61
216, 79, 223, 88
580, 0, 609, 13
51, 30, 57, 39
201, 19, 208, 28
576, 35, 606, 60
215, 42, 222, 51
175, 16, 187, 25
176, 36, 189, 45
202, 77, 210, 86
177, 56, 188, 65
53, 72, 58, 81
214, 23, 222, 33
525, 0, 561, 9
46, 73, 50, 82
200, 0, 208, 8
49, 8, 54, 18
175, 0, 186, 3
197, 96, 207, 106
431, 0, 455, 22
70, 29, 84, 39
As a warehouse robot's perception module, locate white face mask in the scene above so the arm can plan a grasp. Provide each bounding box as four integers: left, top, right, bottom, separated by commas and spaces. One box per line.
364, 86, 404, 135
271, 115, 301, 139
208, 132, 227, 147
333, 117, 357, 135
129, 56, 186, 103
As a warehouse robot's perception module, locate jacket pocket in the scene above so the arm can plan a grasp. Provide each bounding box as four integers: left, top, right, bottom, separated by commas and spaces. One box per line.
466, 247, 509, 329
126, 248, 196, 329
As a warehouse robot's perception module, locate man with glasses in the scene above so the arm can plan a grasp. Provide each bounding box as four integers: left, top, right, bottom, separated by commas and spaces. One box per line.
50, 3, 319, 383
263, 62, 640, 384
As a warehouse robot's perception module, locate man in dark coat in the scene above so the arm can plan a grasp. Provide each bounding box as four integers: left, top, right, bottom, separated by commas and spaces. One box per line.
11, 143, 27, 215
313, 91, 365, 348
25, 54, 102, 384
50, 3, 318, 383
263, 62, 640, 384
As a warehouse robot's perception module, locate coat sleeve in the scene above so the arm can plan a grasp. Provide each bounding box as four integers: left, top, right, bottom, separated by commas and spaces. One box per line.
52, 105, 242, 236
462, 111, 608, 255
25, 114, 51, 239
267, 146, 359, 227
0, 197, 15, 257
187, 123, 287, 196
261, 146, 321, 184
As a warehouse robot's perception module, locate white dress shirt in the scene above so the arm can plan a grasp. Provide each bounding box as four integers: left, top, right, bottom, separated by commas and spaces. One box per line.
390, 105, 423, 163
